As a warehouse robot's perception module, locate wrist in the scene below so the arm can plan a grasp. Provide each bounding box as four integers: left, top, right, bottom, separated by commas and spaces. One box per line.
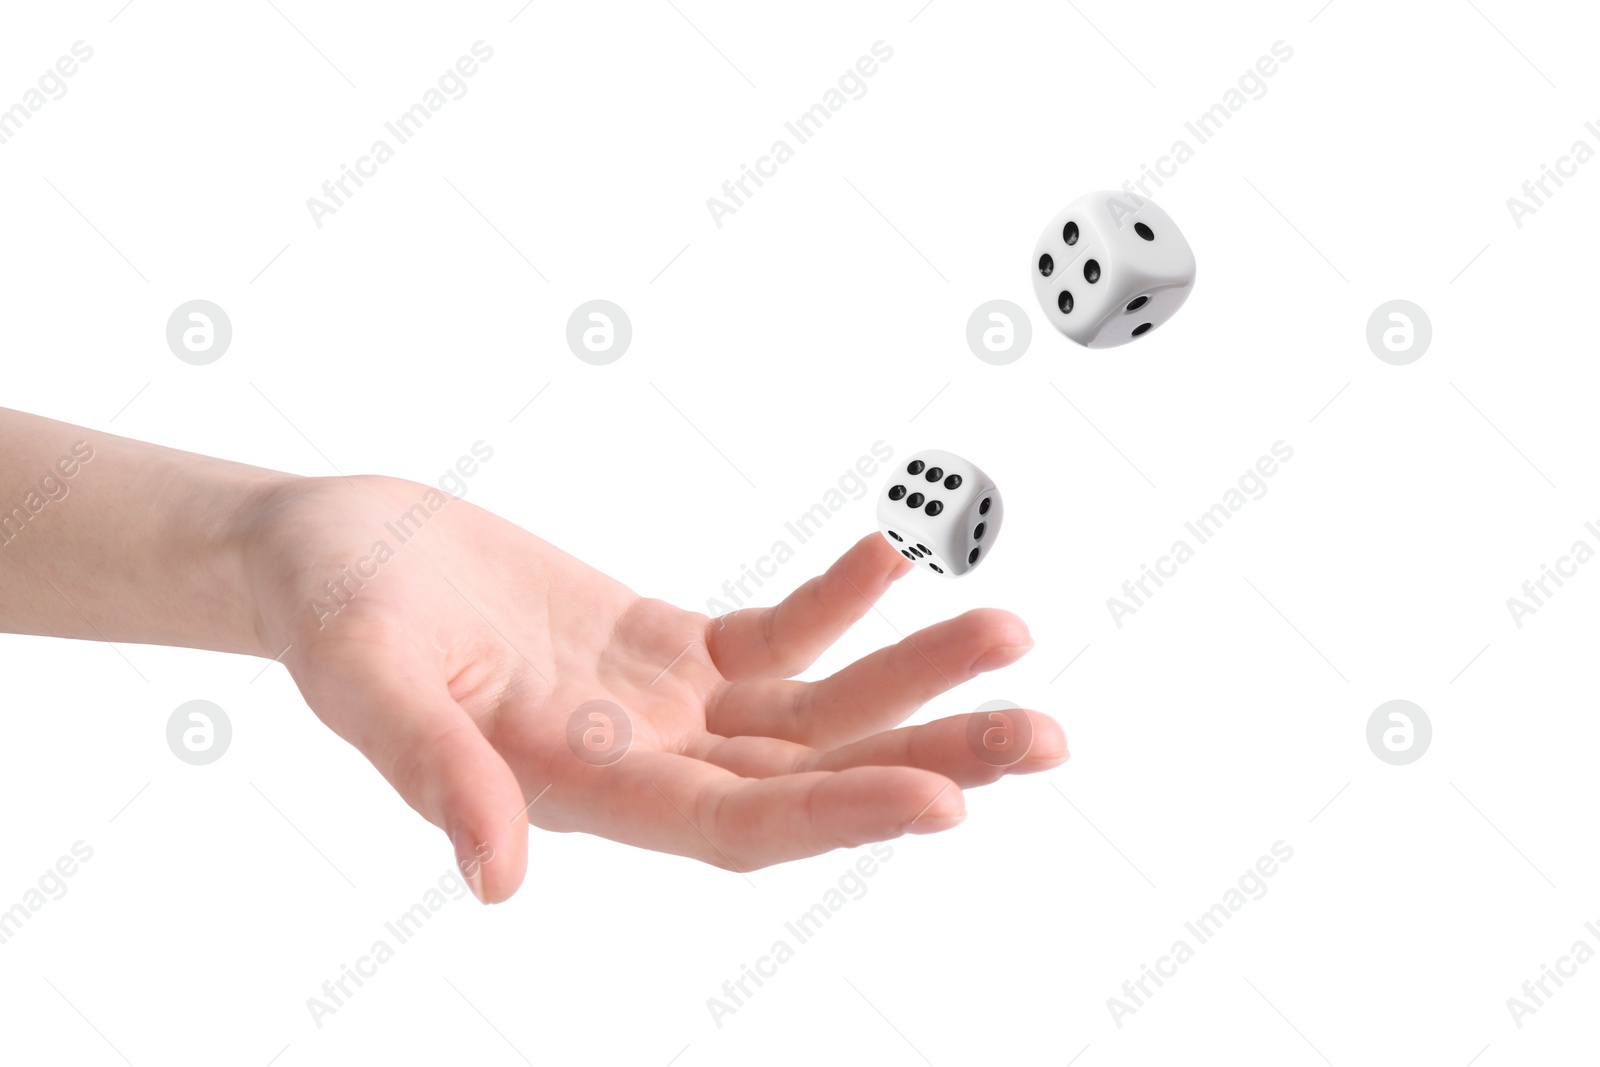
190, 464, 304, 659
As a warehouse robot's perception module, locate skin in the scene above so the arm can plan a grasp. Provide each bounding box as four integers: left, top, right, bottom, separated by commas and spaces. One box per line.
0, 408, 1067, 902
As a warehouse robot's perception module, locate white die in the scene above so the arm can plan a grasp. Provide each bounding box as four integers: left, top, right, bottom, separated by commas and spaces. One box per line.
876, 450, 1002, 578
1031, 191, 1196, 349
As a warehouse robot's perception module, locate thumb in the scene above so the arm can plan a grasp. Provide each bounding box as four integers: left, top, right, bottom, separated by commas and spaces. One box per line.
310, 668, 530, 903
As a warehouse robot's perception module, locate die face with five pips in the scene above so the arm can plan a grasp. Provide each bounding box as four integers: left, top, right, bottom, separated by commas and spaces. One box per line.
1032, 191, 1196, 349
876, 450, 1002, 577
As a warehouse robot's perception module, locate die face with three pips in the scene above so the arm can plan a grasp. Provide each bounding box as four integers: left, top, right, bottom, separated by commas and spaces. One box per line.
876, 450, 1002, 578
1031, 191, 1196, 349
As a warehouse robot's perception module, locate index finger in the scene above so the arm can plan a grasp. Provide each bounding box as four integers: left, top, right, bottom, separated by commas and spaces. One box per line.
705, 533, 909, 681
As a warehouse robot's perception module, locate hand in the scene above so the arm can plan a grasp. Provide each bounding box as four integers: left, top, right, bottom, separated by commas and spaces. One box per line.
240, 475, 1067, 902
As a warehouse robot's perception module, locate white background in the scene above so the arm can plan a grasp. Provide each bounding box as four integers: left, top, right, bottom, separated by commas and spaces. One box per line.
2, 1, 1598, 1063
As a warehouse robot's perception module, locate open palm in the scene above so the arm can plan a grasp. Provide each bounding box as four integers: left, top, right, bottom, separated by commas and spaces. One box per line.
243, 475, 1065, 902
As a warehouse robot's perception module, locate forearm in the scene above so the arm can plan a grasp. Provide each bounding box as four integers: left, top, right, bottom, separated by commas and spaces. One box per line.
0, 407, 290, 657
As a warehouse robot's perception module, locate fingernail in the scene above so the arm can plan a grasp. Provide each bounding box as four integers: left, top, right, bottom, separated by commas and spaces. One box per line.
1028, 733, 1069, 764
906, 812, 966, 834
991, 728, 1067, 772
905, 786, 965, 834
452, 827, 487, 904
971, 643, 1033, 674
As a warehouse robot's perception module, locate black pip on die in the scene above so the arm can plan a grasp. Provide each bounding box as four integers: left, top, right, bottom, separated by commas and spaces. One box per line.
876, 450, 1003, 577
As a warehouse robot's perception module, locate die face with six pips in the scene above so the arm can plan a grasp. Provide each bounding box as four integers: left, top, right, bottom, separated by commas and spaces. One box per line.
1032, 191, 1196, 349
876, 450, 1003, 578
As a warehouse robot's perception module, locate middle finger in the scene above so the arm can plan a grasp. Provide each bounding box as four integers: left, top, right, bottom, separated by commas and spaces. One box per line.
707, 607, 1031, 747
